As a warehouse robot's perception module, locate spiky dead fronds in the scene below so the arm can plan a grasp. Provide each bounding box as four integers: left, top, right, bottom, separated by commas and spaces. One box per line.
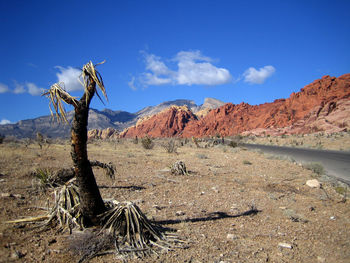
100, 201, 181, 259
171, 161, 188, 175
81, 61, 107, 105
42, 83, 78, 124
6, 179, 84, 232
44, 179, 84, 232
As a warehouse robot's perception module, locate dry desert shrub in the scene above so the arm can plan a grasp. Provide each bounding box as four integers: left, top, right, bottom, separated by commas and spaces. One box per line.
141, 136, 154, 150
303, 162, 325, 176
162, 139, 177, 153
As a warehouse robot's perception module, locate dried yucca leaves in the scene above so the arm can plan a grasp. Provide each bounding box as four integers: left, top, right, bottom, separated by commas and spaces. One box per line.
6, 179, 84, 232
81, 60, 108, 105
44, 179, 84, 232
42, 82, 77, 124
99, 200, 183, 259
6, 184, 183, 261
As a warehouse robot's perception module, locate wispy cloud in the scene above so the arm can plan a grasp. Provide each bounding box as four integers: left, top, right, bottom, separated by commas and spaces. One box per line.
0, 119, 11, 125
26, 82, 44, 96
0, 83, 9, 93
55, 66, 83, 92
243, 65, 276, 84
128, 76, 137, 91
133, 50, 232, 89
13, 81, 26, 94
0, 81, 44, 96
27, 63, 38, 68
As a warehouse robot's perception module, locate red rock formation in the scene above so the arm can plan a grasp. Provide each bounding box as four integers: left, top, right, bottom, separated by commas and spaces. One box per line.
182, 74, 350, 137
92, 74, 350, 139
120, 106, 198, 138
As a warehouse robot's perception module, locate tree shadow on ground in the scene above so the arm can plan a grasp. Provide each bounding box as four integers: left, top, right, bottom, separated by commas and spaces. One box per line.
98, 185, 146, 191
155, 207, 261, 226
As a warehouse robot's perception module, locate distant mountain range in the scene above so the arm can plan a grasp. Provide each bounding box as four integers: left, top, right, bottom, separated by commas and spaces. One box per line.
2, 74, 349, 139
0, 98, 225, 138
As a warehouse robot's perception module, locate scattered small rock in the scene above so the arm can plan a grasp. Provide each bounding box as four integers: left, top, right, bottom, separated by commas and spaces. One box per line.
278, 242, 293, 249
11, 250, 26, 259
306, 179, 321, 188
211, 186, 219, 193
317, 256, 326, 262
226, 234, 239, 240
176, 211, 185, 216
330, 216, 336, 220
309, 206, 316, 211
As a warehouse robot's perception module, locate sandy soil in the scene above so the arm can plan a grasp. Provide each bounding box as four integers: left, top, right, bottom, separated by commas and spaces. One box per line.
243, 131, 350, 151
0, 139, 349, 262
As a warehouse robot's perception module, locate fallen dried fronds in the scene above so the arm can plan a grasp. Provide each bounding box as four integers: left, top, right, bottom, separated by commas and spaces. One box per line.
99, 200, 184, 260
6, 179, 84, 232
171, 161, 189, 175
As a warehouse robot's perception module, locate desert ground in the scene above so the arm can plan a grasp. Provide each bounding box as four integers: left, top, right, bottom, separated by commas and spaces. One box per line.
0, 135, 349, 262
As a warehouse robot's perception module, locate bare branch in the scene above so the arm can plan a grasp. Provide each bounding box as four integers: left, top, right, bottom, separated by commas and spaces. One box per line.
90, 160, 115, 180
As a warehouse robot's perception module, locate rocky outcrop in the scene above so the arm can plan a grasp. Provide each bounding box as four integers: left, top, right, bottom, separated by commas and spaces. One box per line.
88, 127, 119, 140
120, 106, 198, 138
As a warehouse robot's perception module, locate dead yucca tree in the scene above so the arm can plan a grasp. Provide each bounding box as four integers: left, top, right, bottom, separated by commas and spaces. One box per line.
42, 60, 183, 260
42, 61, 108, 226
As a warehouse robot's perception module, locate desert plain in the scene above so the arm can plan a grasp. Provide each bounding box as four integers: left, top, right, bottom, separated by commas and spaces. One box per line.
0, 134, 349, 262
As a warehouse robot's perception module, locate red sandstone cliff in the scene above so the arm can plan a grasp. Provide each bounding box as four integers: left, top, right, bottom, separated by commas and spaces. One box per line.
107, 74, 350, 138
181, 74, 350, 137
120, 106, 198, 138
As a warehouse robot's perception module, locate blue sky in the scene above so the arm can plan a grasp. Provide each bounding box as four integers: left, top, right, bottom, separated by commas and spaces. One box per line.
0, 0, 349, 124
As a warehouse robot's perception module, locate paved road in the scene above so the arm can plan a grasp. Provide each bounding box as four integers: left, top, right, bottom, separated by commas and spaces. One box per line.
240, 143, 350, 184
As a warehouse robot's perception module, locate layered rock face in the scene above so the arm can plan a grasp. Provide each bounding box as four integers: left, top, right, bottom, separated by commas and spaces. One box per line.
120, 106, 198, 138
88, 127, 119, 140
183, 74, 350, 137
96, 74, 350, 138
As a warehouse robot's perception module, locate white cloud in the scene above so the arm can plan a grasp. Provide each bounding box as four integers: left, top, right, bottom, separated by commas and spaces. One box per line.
128, 76, 137, 91
175, 51, 231, 85
0, 83, 9, 93
145, 54, 172, 75
55, 66, 83, 92
26, 82, 44, 96
0, 81, 44, 96
0, 119, 11, 125
13, 81, 26, 94
137, 50, 232, 88
243, 65, 276, 84
142, 73, 172, 86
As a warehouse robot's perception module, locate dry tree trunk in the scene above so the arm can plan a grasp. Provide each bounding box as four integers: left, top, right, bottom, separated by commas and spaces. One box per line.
70, 77, 106, 226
